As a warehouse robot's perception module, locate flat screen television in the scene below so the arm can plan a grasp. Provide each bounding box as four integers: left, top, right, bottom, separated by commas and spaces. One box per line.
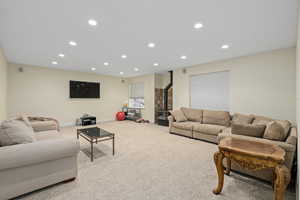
70, 80, 100, 98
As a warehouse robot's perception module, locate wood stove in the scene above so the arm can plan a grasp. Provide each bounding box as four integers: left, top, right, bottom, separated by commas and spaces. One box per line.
157, 71, 173, 126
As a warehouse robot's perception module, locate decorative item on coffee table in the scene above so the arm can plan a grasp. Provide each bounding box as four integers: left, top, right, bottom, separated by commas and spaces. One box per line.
213, 137, 290, 200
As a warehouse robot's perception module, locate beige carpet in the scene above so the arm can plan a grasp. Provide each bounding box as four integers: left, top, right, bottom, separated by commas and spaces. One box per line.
17, 121, 295, 200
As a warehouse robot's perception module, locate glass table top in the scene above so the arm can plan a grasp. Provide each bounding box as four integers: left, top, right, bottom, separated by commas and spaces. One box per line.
78, 127, 114, 139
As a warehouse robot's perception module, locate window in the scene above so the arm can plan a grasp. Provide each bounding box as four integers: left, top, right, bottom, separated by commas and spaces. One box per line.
129, 82, 144, 108
190, 71, 230, 110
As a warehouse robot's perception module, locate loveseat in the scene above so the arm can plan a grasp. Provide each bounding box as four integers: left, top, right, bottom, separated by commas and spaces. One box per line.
168, 107, 297, 182
0, 119, 80, 199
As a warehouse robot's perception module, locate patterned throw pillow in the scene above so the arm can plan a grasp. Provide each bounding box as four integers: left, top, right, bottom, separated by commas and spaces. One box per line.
170, 110, 187, 122
231, 123, 266, 138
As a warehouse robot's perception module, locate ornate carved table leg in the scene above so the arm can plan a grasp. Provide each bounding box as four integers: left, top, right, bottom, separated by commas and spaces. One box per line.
225, 157, 231, 175
274, 165, 291, 200
213, 151, 225, 194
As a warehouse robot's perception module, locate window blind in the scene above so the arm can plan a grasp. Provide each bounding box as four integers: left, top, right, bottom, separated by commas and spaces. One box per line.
130, 82, 144, 98
190, 71, 230, 111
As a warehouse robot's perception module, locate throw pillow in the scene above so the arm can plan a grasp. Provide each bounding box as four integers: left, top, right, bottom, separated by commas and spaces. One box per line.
202, 110, 231, 126
263, 121, 285, 141
231, 123, 266, 138
170, 110, 187, 122
0, 119, 36, 146
252, 115, 291, 140
180, 107, 202, 122
232, 113, 254, 125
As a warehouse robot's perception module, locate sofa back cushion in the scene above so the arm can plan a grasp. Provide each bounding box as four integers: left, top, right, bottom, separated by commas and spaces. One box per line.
202, 110, 230, 126
180, 107, 202, 122
252, 115, 291, 140
263, 121, 286, 141
170, 110, 187, 122
232, 113, 254, 125
0, 119, 36, 146
231, 123, 266, 138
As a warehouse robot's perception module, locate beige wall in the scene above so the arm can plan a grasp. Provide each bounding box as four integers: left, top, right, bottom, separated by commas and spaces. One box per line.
296, 4, 300, 198
155, 73, 170, 89
174, 48, 296, 123
0, 48, 8, 120
8, 63, 129, 126
128, 74, 155, 122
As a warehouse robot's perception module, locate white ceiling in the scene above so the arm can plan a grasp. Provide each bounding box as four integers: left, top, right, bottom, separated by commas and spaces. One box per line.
0, 0, 298, 77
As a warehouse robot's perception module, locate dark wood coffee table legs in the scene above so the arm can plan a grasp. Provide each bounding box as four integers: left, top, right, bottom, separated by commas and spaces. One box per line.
213, 151, 225, 194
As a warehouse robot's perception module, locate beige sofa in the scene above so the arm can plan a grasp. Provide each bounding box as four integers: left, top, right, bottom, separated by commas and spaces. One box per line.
168, 107, 297, 182
0, 121, 80, 199
169, 108, 230, 143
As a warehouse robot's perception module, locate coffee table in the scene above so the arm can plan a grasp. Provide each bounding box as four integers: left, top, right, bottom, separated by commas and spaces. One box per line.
77, 127, 115, 162
213, 137, 290, 200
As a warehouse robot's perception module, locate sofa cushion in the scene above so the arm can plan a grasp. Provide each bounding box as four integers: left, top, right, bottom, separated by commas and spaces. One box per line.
30, 121, 59, 132
231, 123, 266, 138
202, 110, 230, 126
170, 110, 187, 122
35, 130, 61, 141
180, 107, 202, 122
193, 124, 225, 135
172, 122, 194, 130
232, 113, 254, 124
252, 115, 291, 139
263, 121, 285, 141
0, 120, 36, 146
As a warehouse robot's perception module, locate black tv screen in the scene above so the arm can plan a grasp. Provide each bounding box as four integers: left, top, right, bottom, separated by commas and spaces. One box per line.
70, 80, 100, 98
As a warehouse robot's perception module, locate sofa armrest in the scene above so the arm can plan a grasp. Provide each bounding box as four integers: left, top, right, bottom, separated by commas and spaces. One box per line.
286, 127, 297, 145
168, 115, 174, 128
29, 116, 60, 132
0, 138, 80, 171
168, 115, 174, 122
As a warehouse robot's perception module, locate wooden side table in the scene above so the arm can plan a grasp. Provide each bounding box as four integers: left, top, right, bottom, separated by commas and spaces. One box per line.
213, 137, 290, 200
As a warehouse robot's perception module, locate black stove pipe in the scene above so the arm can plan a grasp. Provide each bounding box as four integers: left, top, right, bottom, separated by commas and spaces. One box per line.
163, 71, 173, 111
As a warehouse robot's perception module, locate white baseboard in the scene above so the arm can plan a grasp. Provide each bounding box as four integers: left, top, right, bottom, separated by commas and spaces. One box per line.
61, 119, 115, 127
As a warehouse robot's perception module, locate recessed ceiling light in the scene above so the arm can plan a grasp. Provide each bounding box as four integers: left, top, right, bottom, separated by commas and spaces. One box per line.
52, 61, 58, 65
120, 72, 124, 75
134, 67, 139, 72
221, 44, 230, 49
91, 67, 96, 71
180, 55, 187, 60
148, 43, 155, 48
153, 63, 159, 66
121, 54, 127, 59
58, 54, 65, 58
104, 62, 109, 66
69, 41, 77, 46
194, 22, 203, 29
88, 19, 98, 26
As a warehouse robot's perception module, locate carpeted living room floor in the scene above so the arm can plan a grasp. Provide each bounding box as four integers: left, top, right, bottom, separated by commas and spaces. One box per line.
16, 121, 296, 200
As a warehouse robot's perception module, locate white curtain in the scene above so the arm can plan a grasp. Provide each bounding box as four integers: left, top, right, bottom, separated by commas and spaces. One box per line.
190, 71, 230, 111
